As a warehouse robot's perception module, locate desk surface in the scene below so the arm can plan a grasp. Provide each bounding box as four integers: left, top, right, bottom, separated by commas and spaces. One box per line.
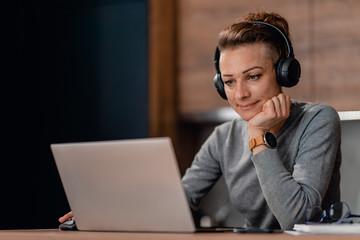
0, 229, 359, 240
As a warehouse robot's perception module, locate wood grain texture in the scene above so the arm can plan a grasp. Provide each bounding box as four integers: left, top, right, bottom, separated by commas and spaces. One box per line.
148, 0, 177, 138
1, 229, 360, 240
176, 0, 360, 114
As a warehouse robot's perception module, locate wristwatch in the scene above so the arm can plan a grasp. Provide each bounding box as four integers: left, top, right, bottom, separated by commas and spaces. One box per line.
249, 132, 277, 152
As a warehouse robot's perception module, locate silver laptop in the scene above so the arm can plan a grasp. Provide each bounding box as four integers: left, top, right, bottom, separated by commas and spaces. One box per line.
51, 137, 196, 232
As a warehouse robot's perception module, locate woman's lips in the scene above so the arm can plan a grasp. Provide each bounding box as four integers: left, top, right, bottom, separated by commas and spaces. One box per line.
237, 101, 259, 111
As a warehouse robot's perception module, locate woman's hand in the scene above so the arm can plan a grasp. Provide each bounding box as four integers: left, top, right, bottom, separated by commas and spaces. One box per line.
59, 211, 74, 223
248, 93, 291, 153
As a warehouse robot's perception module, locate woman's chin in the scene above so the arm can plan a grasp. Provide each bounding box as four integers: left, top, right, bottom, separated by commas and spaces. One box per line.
237, 112, 255, 121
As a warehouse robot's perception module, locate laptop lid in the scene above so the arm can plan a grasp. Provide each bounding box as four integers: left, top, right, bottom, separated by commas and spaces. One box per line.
51, 137, 196, 232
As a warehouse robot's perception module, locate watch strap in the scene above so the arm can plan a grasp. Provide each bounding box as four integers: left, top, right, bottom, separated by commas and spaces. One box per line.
249, 134, 265, 152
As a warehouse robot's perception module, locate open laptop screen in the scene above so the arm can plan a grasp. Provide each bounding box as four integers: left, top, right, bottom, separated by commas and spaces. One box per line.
51, 137, 196, 232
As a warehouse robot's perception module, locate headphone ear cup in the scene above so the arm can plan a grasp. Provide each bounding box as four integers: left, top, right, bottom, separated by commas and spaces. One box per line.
276, 57, 301, 87
213, 73, 227, 100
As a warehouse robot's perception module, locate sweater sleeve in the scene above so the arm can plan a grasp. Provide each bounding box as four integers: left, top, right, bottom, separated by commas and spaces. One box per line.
251, 105, 341, 229
181, 127, 223, 210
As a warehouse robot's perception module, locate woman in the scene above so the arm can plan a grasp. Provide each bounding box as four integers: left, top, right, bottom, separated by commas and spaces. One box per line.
60, 11, 341, 231
181, 11, 341, 230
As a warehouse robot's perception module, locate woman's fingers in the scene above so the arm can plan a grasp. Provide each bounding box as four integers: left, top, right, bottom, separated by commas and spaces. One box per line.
59, 211, 74, 223
271, 93, 291, 118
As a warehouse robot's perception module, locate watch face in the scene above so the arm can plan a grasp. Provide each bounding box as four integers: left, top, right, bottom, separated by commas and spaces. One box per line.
264, 132, 277, 148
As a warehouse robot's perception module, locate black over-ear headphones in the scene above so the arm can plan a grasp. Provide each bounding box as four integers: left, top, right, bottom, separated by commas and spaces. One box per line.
213, 21, 301, 100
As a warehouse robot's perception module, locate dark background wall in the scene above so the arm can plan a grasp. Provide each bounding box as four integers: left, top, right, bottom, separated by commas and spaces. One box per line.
3, 0, 148, 229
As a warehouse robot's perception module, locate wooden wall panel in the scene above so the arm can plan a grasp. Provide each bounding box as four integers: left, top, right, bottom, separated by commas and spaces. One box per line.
176, 0, 360, 115
177, 0, 312, 114
313, 0, 360, 110
148, 0, 177, 138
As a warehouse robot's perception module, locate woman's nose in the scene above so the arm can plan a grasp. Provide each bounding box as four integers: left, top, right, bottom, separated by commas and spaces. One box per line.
234, 82, 250, 100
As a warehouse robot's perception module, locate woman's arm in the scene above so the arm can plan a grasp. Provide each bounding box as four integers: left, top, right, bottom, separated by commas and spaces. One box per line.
181, 129, 223, 210
251, 105, 341, 229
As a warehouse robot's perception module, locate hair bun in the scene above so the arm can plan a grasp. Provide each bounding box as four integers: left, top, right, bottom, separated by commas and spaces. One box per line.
242, 11, 290, 38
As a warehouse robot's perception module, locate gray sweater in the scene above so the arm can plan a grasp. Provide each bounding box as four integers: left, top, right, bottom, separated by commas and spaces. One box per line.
182, 101, 341, 230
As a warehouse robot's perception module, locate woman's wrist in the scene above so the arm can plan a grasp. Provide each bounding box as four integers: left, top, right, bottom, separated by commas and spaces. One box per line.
251, 144, 268, 155
248, 127, 266, 139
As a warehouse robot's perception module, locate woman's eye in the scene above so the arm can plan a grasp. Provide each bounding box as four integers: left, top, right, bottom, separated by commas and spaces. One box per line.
249, 74, 260, 80
224, 80, 234, 87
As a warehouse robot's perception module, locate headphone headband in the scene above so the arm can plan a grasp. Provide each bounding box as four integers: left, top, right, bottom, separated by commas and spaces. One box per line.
250, 21, 294, 58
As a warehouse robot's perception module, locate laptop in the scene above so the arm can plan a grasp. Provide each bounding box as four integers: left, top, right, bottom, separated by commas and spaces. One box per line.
51, 137, 197, 232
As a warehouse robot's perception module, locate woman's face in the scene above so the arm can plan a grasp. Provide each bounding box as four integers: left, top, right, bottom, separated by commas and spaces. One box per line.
219, 43, 281, 121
